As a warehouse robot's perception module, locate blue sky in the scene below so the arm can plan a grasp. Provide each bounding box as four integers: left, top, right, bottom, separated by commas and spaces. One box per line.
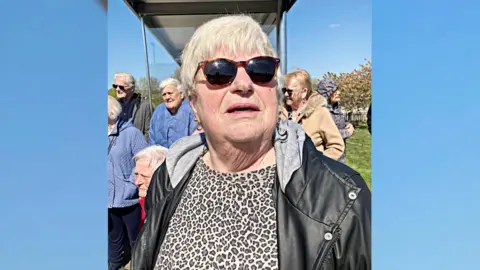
108, 0, 371, 86
1, 0, 480, 269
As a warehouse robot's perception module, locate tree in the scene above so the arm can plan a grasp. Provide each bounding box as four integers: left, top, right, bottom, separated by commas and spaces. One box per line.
137, 76, 161, 94
172, 66, 181, 81
311, 78, 320, 93
137, 76, 164, 107
108, 87, 117, 98
322, 59, 371, 111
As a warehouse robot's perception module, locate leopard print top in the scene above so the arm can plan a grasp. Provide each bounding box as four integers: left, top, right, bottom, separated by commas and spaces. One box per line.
155, 157, 278, 270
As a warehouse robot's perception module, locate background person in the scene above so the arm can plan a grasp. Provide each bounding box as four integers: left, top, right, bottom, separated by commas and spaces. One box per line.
133, 145, 168, 229
108, 96, 149, 270
113, 72, 152, 139
280, 69, 345, 160
317, 77, 355, 163
148, 78, 197, 147
131, 14, 370, 270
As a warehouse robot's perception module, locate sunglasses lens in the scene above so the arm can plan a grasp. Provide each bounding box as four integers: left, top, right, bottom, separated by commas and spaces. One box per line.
246, 57, 277, 83
204, 59, 237, 86
113, 84, 125, 91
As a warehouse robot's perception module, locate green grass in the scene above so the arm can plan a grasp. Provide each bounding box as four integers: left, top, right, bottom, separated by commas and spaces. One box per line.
346, 124, 371, 189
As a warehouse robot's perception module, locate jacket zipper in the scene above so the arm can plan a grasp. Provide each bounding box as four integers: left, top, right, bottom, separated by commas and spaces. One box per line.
314, 228, 341, 270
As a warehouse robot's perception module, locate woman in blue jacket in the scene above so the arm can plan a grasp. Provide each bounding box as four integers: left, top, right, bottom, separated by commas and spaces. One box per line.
108, 95, 149, 270
148, 78, 197, 148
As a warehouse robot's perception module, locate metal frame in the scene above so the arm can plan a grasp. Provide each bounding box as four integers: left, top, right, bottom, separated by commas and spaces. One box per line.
141, 16, 154, 112
276, 0, 287, 74
129, 0, 295, 105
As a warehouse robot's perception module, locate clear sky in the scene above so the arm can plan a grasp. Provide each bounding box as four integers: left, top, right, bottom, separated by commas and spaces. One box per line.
1, 0, 480, 269
108, 0, 371, 86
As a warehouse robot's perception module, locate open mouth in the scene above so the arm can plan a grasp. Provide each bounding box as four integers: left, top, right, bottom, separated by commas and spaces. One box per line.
226, 103, 260, 113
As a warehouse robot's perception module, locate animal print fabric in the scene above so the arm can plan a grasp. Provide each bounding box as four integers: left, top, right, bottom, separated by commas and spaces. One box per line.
155, 158, 279, 270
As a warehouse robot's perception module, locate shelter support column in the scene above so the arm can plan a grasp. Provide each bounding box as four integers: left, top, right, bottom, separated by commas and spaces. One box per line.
141, 16, 153, 113
276, 0, 287, 74
279, 11, 287, 74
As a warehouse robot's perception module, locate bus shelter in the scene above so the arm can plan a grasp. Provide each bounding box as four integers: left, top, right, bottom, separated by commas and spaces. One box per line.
122, 0, 297, 109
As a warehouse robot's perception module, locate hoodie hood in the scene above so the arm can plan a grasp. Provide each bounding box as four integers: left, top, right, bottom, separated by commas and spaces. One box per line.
165, 120, 306, 192
109, 119, 134, 136
316, 77, 338, 99
301, 92, 327, 118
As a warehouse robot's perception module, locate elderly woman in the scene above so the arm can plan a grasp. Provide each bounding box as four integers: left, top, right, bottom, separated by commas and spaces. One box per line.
279, 69, 345, 161
108, 96, 149, 270
317, 78, 355, 163
133, 145, 168, 229
131, 15, 370, 270
148, 78, 197, 148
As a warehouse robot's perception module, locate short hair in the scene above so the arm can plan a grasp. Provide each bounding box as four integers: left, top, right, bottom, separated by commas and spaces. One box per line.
180, 14, 284, 103
133, 145, 169, 170
114, 72, 136, 90
159, 78, 184, 95
285, 69, 313, 98
108, 95, 122, 121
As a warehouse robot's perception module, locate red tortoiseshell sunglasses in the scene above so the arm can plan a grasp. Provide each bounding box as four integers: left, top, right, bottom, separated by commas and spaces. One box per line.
197, 56, 280, 86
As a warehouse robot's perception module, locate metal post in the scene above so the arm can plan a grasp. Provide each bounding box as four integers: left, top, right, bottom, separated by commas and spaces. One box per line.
276, 0, 282, 69
141, 16, 153, 113
279, 10, 287, 74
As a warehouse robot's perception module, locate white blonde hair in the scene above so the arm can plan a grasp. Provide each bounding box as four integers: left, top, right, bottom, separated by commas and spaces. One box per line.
133, 145, 168, 170
159, 78, 184, 95
108, 95, 122, 121
114, 72, 136, 90
180, 14, 284, 102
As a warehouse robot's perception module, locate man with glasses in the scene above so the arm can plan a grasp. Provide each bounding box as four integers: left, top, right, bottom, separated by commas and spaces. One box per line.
113, 72, 152, 139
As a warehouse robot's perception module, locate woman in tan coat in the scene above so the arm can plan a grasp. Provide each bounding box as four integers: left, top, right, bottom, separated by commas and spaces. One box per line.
279, 69, 345, 160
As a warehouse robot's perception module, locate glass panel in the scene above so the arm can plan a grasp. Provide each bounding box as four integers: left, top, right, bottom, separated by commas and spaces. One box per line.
142, 13, 279, 107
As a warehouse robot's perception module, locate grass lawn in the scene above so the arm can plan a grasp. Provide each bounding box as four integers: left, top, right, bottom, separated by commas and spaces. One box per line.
346, 124, 371, 189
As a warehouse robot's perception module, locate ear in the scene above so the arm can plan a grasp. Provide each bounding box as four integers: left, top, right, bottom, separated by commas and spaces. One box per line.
301, 87, 308, 99
189, 96, 199, 118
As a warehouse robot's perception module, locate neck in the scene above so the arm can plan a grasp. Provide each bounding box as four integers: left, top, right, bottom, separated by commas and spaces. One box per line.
168, 100, 183, 115
290, 100, 306, 113
203, 136, 275, 173
288, 103, 306, 121
168, 107, 179, 115
124, 92, 135, 101
108, 119, 116, 133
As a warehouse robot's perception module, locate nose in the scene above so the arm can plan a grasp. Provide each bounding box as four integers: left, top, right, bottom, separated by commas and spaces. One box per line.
230, 67, 254, 95
134, 175, 142, 186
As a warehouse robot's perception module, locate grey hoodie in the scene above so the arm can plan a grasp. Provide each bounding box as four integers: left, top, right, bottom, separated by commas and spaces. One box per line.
165, 119, 306, 192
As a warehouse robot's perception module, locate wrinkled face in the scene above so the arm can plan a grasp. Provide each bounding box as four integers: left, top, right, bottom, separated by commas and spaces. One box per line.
114, 76, 133, 99
190, 52, 279, 145
162, 85, 184, 113
330, 90, 341, 103
285, 77, 307, 109
134, 159, 155, 198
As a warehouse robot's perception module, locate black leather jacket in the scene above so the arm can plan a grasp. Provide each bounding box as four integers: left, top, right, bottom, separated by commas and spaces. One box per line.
131, 138, 371, 270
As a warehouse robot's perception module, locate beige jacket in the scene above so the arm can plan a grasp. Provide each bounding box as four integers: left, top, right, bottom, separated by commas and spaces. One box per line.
279, 92, 345, 160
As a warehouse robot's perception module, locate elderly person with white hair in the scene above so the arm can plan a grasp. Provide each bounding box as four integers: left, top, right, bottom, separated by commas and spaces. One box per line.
132, 145, 168, 230
131, 15, 371, 270
148, 78, 197, 148
113, 72, 152, 138
108, 96, 149, 270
